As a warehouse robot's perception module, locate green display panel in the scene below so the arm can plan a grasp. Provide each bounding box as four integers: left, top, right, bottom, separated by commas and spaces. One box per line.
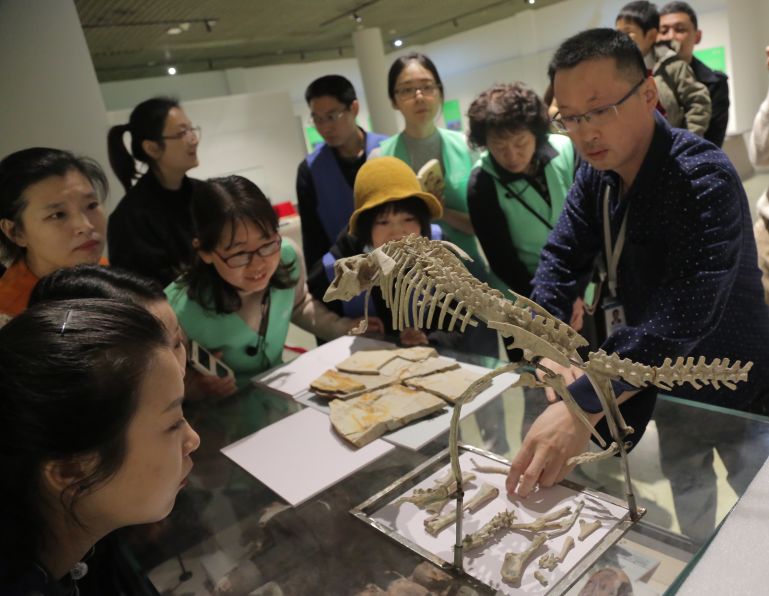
443, 99, 463, 132
693, 46, 727, 73
305, 126, 324, 151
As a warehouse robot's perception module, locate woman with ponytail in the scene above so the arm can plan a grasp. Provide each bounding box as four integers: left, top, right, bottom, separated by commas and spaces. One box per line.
107, 97, 202, 285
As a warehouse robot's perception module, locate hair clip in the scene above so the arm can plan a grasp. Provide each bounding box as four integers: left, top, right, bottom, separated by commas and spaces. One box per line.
60, 309, 73, 335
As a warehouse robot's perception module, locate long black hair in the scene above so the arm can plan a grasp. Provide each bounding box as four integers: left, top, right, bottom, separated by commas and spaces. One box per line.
0, 299, 169, 578
107, 96, 180, 193
0, 147, 108, 264
181, 176, 296, 314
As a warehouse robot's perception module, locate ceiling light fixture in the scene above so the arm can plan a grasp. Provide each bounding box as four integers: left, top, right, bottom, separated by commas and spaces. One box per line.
166, 26, 182, 35
393, 38, 403, 48
526, 0, 536, 4
204, 19, 217, 33
167, 66, 177, 75
352, 12, 363, 23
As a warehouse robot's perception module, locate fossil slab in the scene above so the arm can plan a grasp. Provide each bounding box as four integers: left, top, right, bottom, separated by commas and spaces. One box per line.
404, 366, 484, 404
310, 369, 397, 400
329, 385, 446, 447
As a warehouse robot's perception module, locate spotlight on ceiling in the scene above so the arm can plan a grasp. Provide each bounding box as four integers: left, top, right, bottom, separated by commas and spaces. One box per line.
352, 12, 363, 23
393, 38, 403, 48
204, 19, 217, 33
166, 26, 182, 35
167, 66, 177, 75
526, 0, 536, 4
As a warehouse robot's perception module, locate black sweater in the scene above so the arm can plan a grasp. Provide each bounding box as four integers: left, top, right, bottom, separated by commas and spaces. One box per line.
108, 172, 202, 286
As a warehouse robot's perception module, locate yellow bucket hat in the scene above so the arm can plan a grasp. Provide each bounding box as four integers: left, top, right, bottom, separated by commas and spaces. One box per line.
349, 156, 443, 236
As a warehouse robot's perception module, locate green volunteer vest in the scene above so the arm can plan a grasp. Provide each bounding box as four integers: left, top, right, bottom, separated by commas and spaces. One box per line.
378, 128, 481, 260
479, 134, 574, 275
165, 241, 297, 387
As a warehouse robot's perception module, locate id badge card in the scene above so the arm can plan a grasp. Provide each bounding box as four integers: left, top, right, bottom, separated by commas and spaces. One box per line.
602, 297, 626, 335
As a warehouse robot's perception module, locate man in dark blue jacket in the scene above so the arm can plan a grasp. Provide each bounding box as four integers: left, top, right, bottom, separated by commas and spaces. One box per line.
506, 28, 769, 498
296, 75, 387, 272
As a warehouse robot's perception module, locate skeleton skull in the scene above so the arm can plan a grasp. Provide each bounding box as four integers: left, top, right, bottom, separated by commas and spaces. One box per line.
323, 249, 396, 303
323, 254, 377, 302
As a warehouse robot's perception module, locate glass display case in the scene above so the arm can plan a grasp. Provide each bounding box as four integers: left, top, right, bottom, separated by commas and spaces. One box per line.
132, 348, 769, 595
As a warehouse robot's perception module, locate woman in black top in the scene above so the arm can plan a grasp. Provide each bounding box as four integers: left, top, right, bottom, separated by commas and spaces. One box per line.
107, 97, 202, 286
0, 299, 200, 595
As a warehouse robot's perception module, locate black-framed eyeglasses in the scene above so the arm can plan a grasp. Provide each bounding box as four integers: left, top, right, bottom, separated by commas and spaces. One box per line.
308, 109, 349, 126
394, 82, 440, 99
161, 126, 202, 141
551, 79, 646, 133
215, 236, 282, 268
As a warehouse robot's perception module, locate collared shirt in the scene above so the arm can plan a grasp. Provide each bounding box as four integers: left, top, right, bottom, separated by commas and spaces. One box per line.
531, 113, 769, 413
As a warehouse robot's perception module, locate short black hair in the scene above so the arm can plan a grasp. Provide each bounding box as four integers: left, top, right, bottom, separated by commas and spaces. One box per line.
29, 264, 166, 307
387, 53, 444, 102
304, 75, 357, 107
616, 1, 660, 33
355, 197, 431, 247
659, 1, 698, 29
548, 28, 647, 86
467, 83, 550, 150
182, 176, 296, 314
0, 147, 108, 264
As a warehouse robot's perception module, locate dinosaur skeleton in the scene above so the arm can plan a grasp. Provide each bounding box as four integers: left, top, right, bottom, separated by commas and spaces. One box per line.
324, 235, 752, 572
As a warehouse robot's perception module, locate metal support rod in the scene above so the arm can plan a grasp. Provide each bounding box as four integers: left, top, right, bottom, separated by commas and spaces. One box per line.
584, 373, 640, 521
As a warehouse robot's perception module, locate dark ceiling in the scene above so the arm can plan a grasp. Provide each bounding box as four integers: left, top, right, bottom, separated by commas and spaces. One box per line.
75, 0, 561, 82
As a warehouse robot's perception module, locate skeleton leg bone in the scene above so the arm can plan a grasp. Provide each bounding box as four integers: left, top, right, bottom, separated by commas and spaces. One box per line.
578, 519, 602, 540
501, 533, 547, 586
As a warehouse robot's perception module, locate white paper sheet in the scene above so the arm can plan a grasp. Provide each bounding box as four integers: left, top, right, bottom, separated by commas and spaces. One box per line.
253, 335, 392, 398
221, 408, 394, 506
371, 452, 627, 595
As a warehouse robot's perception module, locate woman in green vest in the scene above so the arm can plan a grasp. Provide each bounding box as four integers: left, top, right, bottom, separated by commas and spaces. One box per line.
165, 176, 364, 394
377, 52, 496, 283
465, 82, 584, 330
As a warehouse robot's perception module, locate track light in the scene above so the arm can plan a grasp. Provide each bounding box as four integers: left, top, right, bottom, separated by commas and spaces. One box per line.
352, 12, 363, 23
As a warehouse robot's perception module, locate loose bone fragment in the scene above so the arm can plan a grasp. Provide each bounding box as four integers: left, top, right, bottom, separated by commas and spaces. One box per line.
462, 510, 517, 551
543, 500, 584, 538
470, 457, 508, 476
578, 519, 602, 541
393, 472, 475, 515
501, 533, 547, 586
538, 536, 575, 571
510, 505, 573, 534
534, 570, 548, 587
423, 483, 499, 536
